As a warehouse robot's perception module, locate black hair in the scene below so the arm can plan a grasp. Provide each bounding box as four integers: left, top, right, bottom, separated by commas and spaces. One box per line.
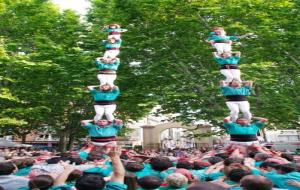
277, 163, 296, 174
69, 157, 85, 165
137, 176, 162, 189
259, 162, 278, 170
228, 169, 251, 183
150, 157, 173, 171
281, 153, 294, 162
248, 151, 260, 158
28, 175, 54, 190
0, 162, 16, 175
215, 153, 229, 160
224, 157, 244, 166
193, 162, 208, 170
176, 161, 193, 170
125, 162, 144, 172
124, 172, 138, 190
75, 174, 105, 190
46, 157, 69, 164
207, 156, 224, 165
254, 153, 272, 161
241, 175, 273, 190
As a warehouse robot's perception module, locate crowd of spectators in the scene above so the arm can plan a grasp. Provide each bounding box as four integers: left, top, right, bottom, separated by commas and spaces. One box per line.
0, 143, 299, 190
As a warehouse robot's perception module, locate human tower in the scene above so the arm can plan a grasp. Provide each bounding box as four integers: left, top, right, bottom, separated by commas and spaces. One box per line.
81, 24, 127, 148
207, 27, 268, 145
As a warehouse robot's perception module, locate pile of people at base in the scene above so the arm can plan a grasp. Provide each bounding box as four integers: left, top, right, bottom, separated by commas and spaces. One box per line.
0, 143, 299, 190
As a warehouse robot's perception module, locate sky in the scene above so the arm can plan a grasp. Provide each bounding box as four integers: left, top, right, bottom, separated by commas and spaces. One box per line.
51, 0, 91, 15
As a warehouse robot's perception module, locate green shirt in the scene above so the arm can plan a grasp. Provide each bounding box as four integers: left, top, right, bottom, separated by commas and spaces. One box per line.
223, 122, 265, 135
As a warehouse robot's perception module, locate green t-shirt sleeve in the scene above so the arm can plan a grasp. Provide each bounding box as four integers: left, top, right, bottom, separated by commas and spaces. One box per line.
254, 121, 266, 129
104, 181, 127, 190
82, 123, 93, 129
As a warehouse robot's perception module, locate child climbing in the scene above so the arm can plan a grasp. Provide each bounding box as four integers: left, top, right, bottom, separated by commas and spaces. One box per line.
213, 51, 242, 82
104, 24, 127, 40
220, 80, 253, 122
88, 84, 120, 122
95, 57, 120, 87
103, 38, 122, 58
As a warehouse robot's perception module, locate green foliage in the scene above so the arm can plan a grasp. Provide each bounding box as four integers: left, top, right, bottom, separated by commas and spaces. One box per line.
0, 0, 299, 148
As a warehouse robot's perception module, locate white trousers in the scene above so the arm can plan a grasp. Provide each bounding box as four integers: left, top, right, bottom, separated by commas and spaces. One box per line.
103, 50, 120, 58
92, 141, 117, 147
213, 43, 232, 54
226, 101, 252, 121
228, 141, 259, 146
94, 104, 116, 122
220, 69, 241, 83
108, 34, 121, 40
97, 74, 116, 86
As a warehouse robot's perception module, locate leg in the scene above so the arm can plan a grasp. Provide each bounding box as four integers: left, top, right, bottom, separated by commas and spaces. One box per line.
104, 104, 117, 121
220, 69, 234, 83
97, 74, 108, 86
238, 101, 252, 120
225, 101, 240, 122
223, 42, 232, 53
106, 74, 117, 87
93, 105, 105, 122
213, 43, 224, 54
231, 69, 242, 82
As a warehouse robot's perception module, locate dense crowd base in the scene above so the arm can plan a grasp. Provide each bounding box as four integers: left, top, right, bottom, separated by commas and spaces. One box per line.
0, 143, 299, 190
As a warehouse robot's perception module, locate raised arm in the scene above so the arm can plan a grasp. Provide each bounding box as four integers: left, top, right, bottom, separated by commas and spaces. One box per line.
108, 146, 125, 183
53, 162, 74, 186
252, 117, 268, 123
233, 51, 241, 57
81, 119, 93, 126
87, 85, 98, 90
219, 80, 227, 87
242, 80, 253, 88
212, 52, 219, 58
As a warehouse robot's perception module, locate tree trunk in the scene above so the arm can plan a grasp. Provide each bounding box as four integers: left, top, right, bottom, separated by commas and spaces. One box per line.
21, 133, 27, 144
67, 134, 75, 151
58, 131, 67, 153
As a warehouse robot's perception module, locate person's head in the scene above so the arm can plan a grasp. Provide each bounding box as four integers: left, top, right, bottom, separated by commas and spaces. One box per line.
187, 182, 227, 190
150, 157, 173, 171
215, 152, 229, 160
0, 162, 17, 175
28, 175, 54, 190
67, 169, 83, 182
0, 186, 4, 190
108, 38, 117, 43
130, 157, 144, 164
221, 52, 232, 58
137, 176, 162, 189
100, 84, 112, 91
176, 168, 194, 182
281, 153, 294, 162
12, 158, 35, 169
108, 24, 120, 29
69, 157, 85, 165
240, 175, 273, 190
254, 153, 272, 162
96, 119, 109, 127
193, 161, 211, 170
75, 174, 105, 190
259, 162, 278, 172
166, 173, 188, 188
124, 172, 138, 190
212, 27, 225, 35
228, 169, 251, 183
276, 163, 296, 174
125, 162, 144, 172
229, 79, 241, 88
176, 161, 193, 170
236, 118, 250, 126
46, 157, 69, 164
207, 156, 224, 165
248, 151, 260, 159
224, 163, 250, 177
224, 157, 244, 166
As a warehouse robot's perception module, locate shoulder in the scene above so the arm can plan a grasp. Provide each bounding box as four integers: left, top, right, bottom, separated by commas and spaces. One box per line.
104, 181, 127, 190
